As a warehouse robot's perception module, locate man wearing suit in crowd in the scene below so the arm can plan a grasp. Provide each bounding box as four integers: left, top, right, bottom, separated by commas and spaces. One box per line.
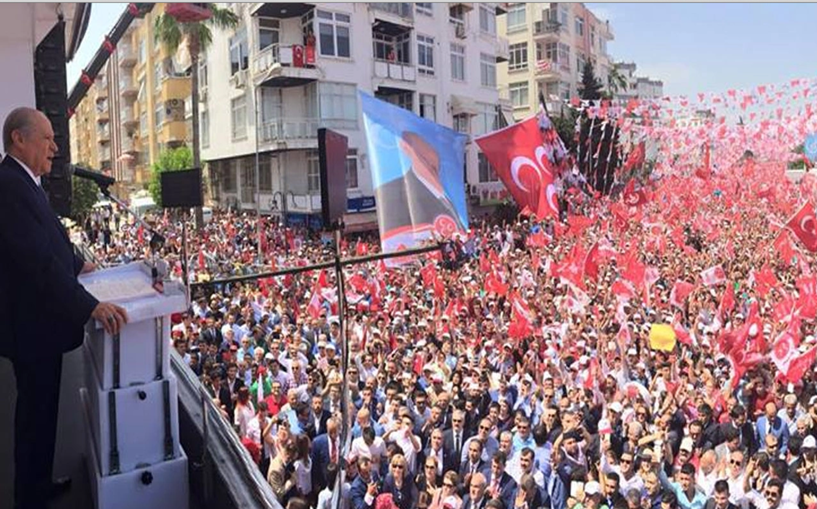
309, 393, 331, 439
444, 409, 470, 464
0, 107, 128, 509
483, 452, 518, 509
462, 472, 489, 509
422, 428, 457, 479
350, 454, 381, 509
459, 439, 489, 496
311, 418, 341, 492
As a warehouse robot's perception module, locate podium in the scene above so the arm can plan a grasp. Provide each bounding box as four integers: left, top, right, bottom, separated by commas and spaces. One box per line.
78, 262, 189, 509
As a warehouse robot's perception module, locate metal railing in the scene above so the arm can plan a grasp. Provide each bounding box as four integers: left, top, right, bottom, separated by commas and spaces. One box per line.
258, 118, 320, 143
370, 2, 414, 19
533, 21, 561, 35
252, 44, 281, 75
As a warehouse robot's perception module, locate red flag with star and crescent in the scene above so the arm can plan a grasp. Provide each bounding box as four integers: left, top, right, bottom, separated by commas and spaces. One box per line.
786, 202, 817, 252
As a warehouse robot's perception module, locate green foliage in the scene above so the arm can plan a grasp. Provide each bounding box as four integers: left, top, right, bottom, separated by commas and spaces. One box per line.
579, 61, 604, 101
153, 4, 239, 55
71, 173, 99, 220
552, 109, 579, 154
149, 146, 194, 207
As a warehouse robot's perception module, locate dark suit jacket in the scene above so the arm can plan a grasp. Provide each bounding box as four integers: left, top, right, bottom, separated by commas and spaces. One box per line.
309, 409, 331, 438
311, 432, 339, 490
462, 494, 489, 509
350, 475, 375, 509
381, 473, 418, 509
444, 428, 470, 462
0, 156, 97, 360
484, 470, 517, 509
422, 446, 458, 477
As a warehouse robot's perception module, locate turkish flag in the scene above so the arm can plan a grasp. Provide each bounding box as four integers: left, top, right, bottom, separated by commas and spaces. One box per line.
622, 142, 646, 172
786, 201, 817, 252
584, 242, 600, 282
786, 346, 817, 383
475, 116, 559, 220
555, 244, 586, 289
753, 264, 778, 298
622, 179, 647, 208
771, 327, 800, 374
485, 272, 509, 296
611, 279, 637, 301
774, 231, 796, 265
718, 284, 735, 319
700, 265, 727, 286
526, 230, 549, 248
420, 264, 437, 287
798, 275, 817, 319
670, 281, 695, 309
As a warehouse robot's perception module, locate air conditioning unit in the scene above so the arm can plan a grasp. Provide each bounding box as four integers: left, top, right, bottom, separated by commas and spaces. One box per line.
455, 24, 466, 39
230, 70, 247, 89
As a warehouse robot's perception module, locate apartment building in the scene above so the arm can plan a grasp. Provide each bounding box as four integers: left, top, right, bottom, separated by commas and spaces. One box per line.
201, 2, 512, 229
497, 2, 614, 120
614, 62, 664, 102
69, 4, 192, 195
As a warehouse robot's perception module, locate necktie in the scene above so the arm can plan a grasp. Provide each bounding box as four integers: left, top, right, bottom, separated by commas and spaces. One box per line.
455, 432, 461, 456
490, 479, 498, 497
330, 439, 337, 463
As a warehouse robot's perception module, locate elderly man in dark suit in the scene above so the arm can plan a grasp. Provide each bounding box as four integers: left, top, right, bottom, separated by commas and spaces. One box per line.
0, 107, 128, 509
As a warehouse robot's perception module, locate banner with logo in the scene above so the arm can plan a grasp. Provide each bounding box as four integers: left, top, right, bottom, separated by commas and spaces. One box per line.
360, 92, 469, 257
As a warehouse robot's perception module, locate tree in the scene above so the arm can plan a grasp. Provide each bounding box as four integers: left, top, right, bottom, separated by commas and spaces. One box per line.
578, 61, 604, 101
154, 4, 239, 227
71, 173, 99, 220
149, 146, 194, 207
552, 108, 579, 154
607, 63, 628, 95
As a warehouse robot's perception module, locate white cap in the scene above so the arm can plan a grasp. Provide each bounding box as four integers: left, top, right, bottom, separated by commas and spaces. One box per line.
805, 436, 817, 449
627, 348, 638, 356
680, 437, 694, 452
585, 481, 601, 496
609, 401, 623, 414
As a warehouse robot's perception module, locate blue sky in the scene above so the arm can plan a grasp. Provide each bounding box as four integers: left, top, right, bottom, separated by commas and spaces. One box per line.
68, 3, 817, 99
587, 2, 817, 97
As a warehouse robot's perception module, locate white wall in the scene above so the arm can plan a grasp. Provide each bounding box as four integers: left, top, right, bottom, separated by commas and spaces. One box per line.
0, 3, 37, 152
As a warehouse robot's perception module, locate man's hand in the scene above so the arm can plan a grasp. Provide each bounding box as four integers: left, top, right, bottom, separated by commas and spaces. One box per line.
91, 302, 129, 335
80, 261, 97, 274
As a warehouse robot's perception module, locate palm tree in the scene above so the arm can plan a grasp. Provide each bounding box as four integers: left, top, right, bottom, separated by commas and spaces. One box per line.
607, 63, 628, 96
154, 4, 239, 228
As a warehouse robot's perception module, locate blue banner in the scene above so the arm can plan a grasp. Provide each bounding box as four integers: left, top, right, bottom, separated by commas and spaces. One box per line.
806, 133, 817, 163
360, 92, 469, 255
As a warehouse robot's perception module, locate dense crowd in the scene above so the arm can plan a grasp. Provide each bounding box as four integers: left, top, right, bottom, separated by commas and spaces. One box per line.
74, 152, 817, 509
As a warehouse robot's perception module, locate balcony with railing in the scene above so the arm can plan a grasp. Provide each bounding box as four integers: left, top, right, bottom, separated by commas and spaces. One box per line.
121, 136, 138, 153
495, 36, 509, 63
372, 59, 416, 83
533, 21, 561, 38
370, 3, 414, 21
96, 101, 109, 122
120, 105, 138, 128
118, 41, 137, 67
252, 43, 319, 87
258, 118, 319, 150
120, 75, 137, 97
97, 125, 110, 142
99, 146, 111, 162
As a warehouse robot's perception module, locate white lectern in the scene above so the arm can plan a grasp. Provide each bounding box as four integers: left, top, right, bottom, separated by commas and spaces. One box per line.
78, 262, 189, 509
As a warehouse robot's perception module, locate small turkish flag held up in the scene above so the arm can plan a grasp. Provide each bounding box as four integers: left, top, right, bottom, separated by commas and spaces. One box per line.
669, 281, 695, 309
786, 202, 817, 252
786, 346, 817, 383
700, 265, 727, 287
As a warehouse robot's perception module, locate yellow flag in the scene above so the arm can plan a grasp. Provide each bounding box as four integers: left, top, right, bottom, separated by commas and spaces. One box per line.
649, 324, 677, 351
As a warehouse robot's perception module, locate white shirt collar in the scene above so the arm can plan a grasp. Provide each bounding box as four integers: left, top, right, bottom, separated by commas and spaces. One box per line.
8, 155, 41, 187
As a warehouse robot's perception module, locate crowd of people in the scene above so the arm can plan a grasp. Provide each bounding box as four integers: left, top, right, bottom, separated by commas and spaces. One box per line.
73, 150, 817, 509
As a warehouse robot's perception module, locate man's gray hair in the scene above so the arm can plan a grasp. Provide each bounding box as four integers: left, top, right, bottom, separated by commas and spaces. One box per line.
3, 107, 39, 151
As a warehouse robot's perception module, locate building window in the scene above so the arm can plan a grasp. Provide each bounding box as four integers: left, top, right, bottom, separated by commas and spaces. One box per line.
307, 150, 320, 193
479, 5, 496, 35
154, 102, 164, 127
473, 103, 498, 136
591, 25, 596, 48
453, 114, 469, 134
417, 35, 434, 76
577, 53, 586, 74
153, 64, 162, 91
559, 82, 571, 101
558, 43, 570, 70
546, 42, 558, 62
478, 152, 498, 182
223, 161, 237, 192
318, 82, 357, 129
416, 3, 432, 16
317, 10, 351, 58
231, 95, 247, 140
506, 4, 526, 33
229, 27, 249, 75
560, 7, 569, 31
346, 150, 358, 189
546, 81, 559, 99
259, 156, 272, 191
508, 42, 528, 72
575, 16, 584, 37
199, 57, 208, 89
258, 17, 280, 51
140, 111, 148, 137
377, 91, 413, 112
373, 32, 410, 64
480, 53, 496, 88
509, 81, 529, 108
201, 110, 209, 148
419, 94, 436, 122
449, 4, 466, 29
450, 43, 465, 81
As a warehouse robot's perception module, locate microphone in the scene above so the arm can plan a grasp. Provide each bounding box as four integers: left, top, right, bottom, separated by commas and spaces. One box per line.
69, 164, 116, 190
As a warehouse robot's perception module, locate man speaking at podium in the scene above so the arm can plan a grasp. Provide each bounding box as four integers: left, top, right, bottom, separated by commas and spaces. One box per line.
0, 107, 129, 509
